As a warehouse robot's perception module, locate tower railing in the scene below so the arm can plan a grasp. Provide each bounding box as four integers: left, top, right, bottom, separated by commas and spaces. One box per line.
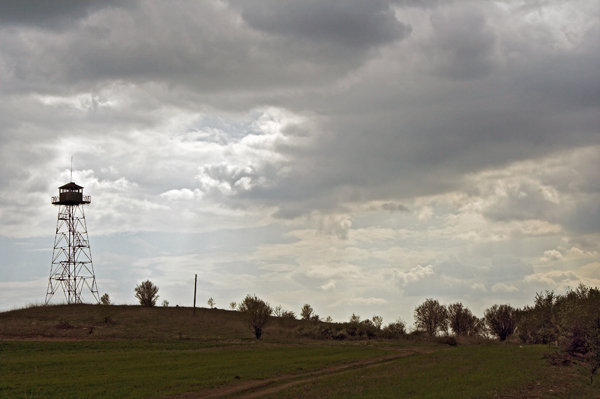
51, 195, 91, 204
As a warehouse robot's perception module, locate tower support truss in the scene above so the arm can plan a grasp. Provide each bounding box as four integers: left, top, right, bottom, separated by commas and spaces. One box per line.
45, 203, 99, 304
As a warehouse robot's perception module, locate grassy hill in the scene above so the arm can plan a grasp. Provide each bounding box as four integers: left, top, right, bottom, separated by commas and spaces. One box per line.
1, 304, 598, 398
1, 303, 296, 341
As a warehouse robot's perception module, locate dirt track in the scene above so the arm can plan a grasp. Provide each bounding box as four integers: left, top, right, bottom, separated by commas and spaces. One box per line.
168, 347, 436, 399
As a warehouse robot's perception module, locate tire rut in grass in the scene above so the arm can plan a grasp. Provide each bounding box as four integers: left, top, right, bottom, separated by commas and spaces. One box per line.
168, 347, 436, 399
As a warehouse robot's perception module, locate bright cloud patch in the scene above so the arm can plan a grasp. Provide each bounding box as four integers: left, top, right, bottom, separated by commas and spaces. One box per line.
395, 265, 435, 287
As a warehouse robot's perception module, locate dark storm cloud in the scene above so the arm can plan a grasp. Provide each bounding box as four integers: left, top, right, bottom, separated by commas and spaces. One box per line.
0, 0, 129, 31
429, 4, 496, 80
234, 0, 410, 49
0, 0, 598, 227
1, 1, 411, 98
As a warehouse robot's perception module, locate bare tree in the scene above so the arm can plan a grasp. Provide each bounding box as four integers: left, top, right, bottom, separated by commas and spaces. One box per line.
207, 297, 215, 309
134, 280, 159, 307
238, 294, 273, 339
485, 304, 516, 341
229, 301, 237, 310
372, 316, 384, 330
349, 313, 361, 324
414, 298, 448, 336
274, 305, 283, 317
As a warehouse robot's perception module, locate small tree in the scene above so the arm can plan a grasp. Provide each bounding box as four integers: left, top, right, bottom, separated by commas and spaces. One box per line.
448, 302, 478, 336
349, 313, 361, 324
324, 316, 333, 323
230, 301, 237, 310
485, 304, 516, 341
134, 280, 159, 307
414, 298, 448, 336
274, 305, 283, 317
207, 297, 215, 309
372, 316, 384, 330
100, 293, 111, 306
300, 303, 318, 320
98, 293, 116, 323
162, 300, 169, 307
238, 294, 273, 339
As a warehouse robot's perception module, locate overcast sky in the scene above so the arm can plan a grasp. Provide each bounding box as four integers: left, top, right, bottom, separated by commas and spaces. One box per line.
1, 0, 599, 325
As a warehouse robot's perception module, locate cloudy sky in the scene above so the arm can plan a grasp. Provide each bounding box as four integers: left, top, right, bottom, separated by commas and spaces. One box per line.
1, 0, 599, 325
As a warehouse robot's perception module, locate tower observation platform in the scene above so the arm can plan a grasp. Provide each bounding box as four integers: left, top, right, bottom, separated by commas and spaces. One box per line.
51, 182, 91, 205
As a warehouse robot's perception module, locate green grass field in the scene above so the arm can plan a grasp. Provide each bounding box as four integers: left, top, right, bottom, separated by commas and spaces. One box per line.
0, 340, 395, 398
1, 304, 598, 398
265, 344, 584, 399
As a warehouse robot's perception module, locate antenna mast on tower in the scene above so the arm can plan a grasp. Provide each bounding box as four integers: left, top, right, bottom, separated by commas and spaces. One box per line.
45, 168, 99, 304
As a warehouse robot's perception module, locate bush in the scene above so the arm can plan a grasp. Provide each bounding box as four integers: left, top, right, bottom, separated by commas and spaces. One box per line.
343, 319, 378, 339
587, 316, 600, 384
382, 318, 407, 339
332, 329, 348, 340
295, 322, 380, 341
437, 336, 457, 346
568, 323, 588, 355
515, 291, 559, 344
134, 280, 159, 307
409, 330, 427, 338
281, 310, 296, 319
296, 324, 334, 339
238, 294, 273, 339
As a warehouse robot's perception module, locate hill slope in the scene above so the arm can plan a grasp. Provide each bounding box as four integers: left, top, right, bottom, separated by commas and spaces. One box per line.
0, 304, 302, 341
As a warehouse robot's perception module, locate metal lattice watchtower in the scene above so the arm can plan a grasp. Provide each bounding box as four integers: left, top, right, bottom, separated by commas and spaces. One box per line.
45, 182, 99, 304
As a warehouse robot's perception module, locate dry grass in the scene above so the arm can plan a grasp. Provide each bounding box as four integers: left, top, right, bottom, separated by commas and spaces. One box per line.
0, 304, 357, 342
0, 304, 291, 341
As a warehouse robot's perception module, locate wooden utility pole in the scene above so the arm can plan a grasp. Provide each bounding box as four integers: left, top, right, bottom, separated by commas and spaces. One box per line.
193, 274, 197, 316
